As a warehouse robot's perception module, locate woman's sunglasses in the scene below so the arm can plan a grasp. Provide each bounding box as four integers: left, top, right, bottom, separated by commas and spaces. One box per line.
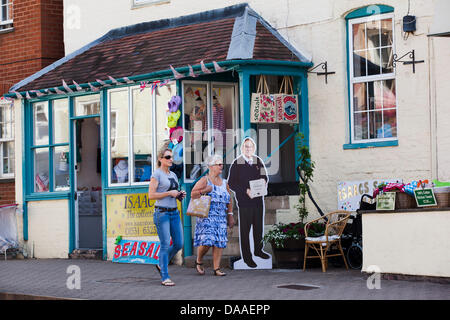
213, 163, 224, 167
163, 155, 172, 160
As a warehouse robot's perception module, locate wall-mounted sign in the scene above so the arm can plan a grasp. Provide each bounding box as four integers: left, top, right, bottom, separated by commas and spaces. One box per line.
338, 179, 399, 211
414, 188, 437, 207
376, 192, 396, 210
106, 193, 181, 238
113, 239, 162, 264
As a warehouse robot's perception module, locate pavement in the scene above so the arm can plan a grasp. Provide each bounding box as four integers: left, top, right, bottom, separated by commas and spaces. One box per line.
0, 258, 448, 301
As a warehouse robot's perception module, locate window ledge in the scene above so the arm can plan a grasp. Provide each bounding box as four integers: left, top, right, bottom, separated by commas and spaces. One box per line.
343, 140, 398, 150
131, 0, 169, 9
25, 192, 70, 201
0, 26, 14, 35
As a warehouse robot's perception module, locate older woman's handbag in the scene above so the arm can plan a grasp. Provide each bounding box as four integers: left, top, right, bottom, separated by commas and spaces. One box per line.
186, 195, 211, 218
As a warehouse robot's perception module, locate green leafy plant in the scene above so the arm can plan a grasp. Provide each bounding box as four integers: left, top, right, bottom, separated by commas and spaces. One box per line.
295, 132, 315, 223
263, 222, 325, 248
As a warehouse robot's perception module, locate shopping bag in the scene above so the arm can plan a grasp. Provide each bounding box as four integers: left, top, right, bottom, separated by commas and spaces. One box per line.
275, 76, 299, 124
250, 75, 276, 123
186, 195, 211, 218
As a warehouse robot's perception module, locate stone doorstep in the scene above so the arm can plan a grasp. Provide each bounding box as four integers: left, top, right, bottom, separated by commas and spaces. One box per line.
69, 249, 103, 260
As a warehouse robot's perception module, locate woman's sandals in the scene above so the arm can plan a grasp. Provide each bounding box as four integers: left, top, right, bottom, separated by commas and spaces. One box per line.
161, 279, 175, 286
213, 268, 226, 276
195, 261, 205, 275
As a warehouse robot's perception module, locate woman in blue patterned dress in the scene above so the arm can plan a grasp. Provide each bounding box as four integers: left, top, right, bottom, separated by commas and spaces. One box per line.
191, 155, 235, 276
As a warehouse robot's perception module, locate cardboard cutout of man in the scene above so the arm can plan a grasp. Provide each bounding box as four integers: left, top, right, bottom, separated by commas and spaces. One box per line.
227, 137, 272, 269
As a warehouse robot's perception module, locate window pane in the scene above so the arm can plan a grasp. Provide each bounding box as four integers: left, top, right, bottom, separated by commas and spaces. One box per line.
353, 52, 367, 77
2, 141, 14, 175
367, 48, 381, 76
74, 94, 100, 116
380, 18, 393, 47
370, 111, 383, 139
110, 90, 129, 184
54, 146, 70, 191
352, 23, 366, 51
34, 148, 49, 192
366, 19, 380, 49
132, 87, 152, 183
184, 83, 208, 180
53, 99, 69, 144
383, 109, 397, 138
353, 82, 367, 111
212, 84, 237, 178
383, 80, 396, 109
33, 102, 49, 145
381, 47, 394, 73
354, 112, 368, 140
0, 105, 13, 139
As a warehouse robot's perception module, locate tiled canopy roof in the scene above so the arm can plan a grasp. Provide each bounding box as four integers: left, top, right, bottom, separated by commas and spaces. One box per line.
12, 4, 311, 92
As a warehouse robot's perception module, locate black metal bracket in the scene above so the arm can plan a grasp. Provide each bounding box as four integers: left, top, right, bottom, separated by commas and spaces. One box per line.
393, 49, 424, 73
307, 62, 335, 84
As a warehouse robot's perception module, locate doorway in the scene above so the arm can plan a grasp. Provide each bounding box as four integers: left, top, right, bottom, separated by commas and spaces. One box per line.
73, 117, 102, 249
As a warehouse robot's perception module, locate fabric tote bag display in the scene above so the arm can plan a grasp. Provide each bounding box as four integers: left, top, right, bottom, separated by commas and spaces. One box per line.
250, 75, 276, 123
275, 76, 299, 124
186, 194, 211, 218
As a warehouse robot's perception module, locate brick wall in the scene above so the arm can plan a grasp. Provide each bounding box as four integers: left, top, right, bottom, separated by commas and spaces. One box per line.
0, 0, 65, 205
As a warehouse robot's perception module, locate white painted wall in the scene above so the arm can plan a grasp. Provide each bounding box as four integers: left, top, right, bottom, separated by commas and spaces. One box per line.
362, 211, 450, 278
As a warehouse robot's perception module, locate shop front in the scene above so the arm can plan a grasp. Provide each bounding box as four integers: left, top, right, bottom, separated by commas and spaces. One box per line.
7, 4, 312, 260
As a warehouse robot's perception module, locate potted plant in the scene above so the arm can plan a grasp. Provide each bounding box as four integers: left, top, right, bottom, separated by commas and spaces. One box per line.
263, 221, 325, 268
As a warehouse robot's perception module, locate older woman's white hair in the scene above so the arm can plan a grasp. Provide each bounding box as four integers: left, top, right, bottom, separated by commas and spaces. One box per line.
205, 154, 223, 167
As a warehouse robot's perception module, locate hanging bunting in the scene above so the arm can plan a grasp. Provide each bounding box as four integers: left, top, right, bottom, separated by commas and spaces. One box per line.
53, 87, 66, 95
213, 61, 226, 73
188, 65, 197, 78
26, 91, 32, 99
88, 83, 100, 92
140, 81, 149, 92
200, 60, 212, 74
62, 80, 74, 93
151, 81, 160, 94
11, 91, 23, 99
73, 80, 84, 91
96, 79, 111, 87
159, 79, 170, 87
30, 90, 44, 97
170, 65, 184, 79
122, 77, 135, 84
108, 75, 120, 85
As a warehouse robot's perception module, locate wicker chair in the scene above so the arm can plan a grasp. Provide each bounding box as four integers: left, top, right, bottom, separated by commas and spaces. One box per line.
303, 210, 352, 272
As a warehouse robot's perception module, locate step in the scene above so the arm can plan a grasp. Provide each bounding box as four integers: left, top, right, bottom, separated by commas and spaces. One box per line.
69, 249, 103, 260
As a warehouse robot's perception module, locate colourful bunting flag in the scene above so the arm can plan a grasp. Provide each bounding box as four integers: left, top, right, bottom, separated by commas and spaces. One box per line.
122, 77, 135, 84
170, 65, 184, 79
73, 81, 84, 91
188, 65, 197, 78
140, 81, 149, 92
30, 90, 44, 97
11, 91, 23, 99
108, 76, 120, 85
200, 60, 212, 74
213, 61, 226, 73
62, 80, 74, 93
88, 83, 100, 92
53, 87, 66, 95
26, 91, 32, 99
96, 79, 110, 87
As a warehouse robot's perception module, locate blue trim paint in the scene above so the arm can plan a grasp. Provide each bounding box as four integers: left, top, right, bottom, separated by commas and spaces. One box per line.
345, 5, 394, 20
343, 140, 398, 150
21, 99, 28, 241
68, 96, 75, 253
100, 89, 108, 260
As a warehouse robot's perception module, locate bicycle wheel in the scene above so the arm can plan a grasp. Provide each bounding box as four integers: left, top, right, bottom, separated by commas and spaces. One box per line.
346, 243, 363, 269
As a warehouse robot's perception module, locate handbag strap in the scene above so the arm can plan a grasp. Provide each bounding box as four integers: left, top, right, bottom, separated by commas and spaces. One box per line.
279, 76, 293, 94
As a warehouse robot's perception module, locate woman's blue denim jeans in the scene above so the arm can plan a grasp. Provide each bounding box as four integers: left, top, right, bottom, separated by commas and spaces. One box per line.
153, 208, 183, 281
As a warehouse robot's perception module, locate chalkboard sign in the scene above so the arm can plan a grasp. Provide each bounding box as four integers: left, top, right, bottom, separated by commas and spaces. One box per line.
414, 188, 437, 207
376, 192, 396, 211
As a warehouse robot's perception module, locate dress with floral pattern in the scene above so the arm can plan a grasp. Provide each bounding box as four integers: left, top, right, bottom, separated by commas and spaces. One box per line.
193, 178, 230, 248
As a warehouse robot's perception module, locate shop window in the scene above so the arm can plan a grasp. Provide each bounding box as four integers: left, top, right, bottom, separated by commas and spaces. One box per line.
348, 10, 397, 143
0, 103, 14, 178
182, 81, 239, 182
31, 99, 69, 192
107, 82, 176, 186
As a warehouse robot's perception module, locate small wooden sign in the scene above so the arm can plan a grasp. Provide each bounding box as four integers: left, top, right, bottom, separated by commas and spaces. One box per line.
414, 188, 437, 207
376, 192, 396, 210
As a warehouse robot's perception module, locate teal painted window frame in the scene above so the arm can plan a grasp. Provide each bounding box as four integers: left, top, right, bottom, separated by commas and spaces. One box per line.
344, 4, 398, 150
25, 98, 71, 197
